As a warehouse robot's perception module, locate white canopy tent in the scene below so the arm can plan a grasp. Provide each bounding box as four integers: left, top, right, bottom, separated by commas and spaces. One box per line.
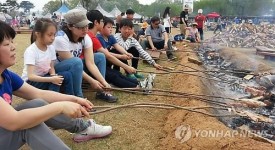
74, 1, 87, 13
109, 5, 121, 18
44, 13, 52, 19
133, 13, 142, 19
95, 4, 114, 18
0, 12, 12, 22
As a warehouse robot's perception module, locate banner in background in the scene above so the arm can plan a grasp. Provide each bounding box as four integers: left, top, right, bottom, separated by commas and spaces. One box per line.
183, 0, 194, 13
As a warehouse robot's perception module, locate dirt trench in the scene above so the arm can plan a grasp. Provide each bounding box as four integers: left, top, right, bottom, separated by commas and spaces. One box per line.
160, 43, 275, 150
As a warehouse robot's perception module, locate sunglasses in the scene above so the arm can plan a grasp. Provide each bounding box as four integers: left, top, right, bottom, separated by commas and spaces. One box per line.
154, 22, 160, 26
73, 25, 88, 30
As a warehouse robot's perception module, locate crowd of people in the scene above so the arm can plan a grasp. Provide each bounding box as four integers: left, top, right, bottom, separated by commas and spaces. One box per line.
0, 5, 239, 149
0, 5, 183, 148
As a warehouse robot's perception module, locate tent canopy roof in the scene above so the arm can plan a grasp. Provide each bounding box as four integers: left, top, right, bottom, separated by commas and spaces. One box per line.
96, 4, 114, 18
74, 1, 87, 13
206, 12, 220, 18
0, 12, 12, 21
55, 3, 69, 14
109, 5, 121, 17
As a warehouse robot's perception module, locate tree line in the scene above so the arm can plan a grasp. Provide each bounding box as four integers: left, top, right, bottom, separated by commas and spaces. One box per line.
1, 0, 275, 18
43, 0, 275, 17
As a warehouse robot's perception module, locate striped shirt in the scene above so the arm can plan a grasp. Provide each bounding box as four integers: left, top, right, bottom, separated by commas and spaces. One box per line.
114, 33, 155, 65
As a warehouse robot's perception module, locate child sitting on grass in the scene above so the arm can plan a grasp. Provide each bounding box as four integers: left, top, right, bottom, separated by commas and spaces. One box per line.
22, 18, 74, 95
96, 16, 139, 88
114, 18, 162, 79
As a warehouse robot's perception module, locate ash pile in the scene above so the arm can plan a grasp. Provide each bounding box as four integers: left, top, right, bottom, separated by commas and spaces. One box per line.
197, 44, 275, 141
206, 23, 275, 48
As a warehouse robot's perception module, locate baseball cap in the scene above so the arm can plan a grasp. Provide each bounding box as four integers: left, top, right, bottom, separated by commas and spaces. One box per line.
141, 22, 148, 28
198, 9, 203, 13
64, 9, 91, 27
192, 22, 198, 26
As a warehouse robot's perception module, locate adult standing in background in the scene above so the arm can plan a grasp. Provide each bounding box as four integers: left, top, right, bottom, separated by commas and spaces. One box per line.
125, 9, 138, 38
179, 6, 189, 38
126, 9, 135, 20
213, 15, 222, 34
163, 7, 172, 36
115, 12, 125, 33
195, 9, 206, 40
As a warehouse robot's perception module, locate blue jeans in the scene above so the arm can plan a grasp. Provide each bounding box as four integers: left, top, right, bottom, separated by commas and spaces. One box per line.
83, 52, 106, 78
27, 71, 74, 95
106, 67, 138, 88
198, 28, 203, 40
214, 25, 222, 33
54, 57, 83, 97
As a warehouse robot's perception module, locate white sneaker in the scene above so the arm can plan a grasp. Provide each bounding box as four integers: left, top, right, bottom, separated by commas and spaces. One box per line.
172, 46, 178, 51
73, 119, 112, 142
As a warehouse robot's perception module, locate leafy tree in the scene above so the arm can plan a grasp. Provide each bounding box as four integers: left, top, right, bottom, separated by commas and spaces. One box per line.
41, 0, 275, 17
19, 1, 34, 12
6, 0, 18, 8
67, 0, 79, 9
43, 0, 62, 14
2, 0, 18, 11
82, 0, 100, 10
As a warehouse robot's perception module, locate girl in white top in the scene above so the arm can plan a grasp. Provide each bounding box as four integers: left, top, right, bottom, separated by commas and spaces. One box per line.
163, 7, 172, 35
22, 18, 74, 95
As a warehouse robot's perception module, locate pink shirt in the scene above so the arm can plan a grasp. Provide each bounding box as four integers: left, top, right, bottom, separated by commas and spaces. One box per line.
187, 27, 198, 39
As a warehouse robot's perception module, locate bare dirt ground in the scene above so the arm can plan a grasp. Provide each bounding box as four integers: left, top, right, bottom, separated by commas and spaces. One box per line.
11, 29, 275, 149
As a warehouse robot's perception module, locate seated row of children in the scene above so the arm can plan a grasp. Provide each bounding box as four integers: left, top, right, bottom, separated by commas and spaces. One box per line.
0, 9, 176, 149
0, 8, 183, 149
22, 9, 164, 104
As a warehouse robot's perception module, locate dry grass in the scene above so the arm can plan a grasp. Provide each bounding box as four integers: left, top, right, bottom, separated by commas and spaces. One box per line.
11, 34, 178, 150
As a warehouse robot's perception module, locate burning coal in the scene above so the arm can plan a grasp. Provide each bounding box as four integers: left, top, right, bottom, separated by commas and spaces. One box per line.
197, 43, 275, 141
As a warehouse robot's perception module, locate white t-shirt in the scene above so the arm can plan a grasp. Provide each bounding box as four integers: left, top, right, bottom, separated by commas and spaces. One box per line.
21, 43, 56, 81
53, 30, 93, 59
163, 15, 171, 28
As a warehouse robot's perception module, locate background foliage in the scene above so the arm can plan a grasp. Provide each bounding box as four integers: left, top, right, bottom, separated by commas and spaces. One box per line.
1, 0, 275, 17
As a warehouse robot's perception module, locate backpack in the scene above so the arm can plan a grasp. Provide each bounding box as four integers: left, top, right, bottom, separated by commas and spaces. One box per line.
174, 34, 185, 41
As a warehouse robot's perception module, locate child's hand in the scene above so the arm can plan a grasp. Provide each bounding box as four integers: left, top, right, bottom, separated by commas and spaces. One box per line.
126, 52, 133, 59
125, 66, 136, 74
153, 63, 162, 70
89, 80, 104, 91
120, 54, 130, 60
55, 101, 89, 118
51, 75, 64, 86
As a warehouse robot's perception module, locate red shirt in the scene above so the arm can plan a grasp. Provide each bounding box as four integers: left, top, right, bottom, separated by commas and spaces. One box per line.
80, 31, 103, 58
87, 31, 102, 52
195, 14, 206, 28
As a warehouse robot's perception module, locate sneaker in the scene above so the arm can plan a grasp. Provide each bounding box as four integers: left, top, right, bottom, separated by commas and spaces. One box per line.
134, 73, 144, 79
168, 55, 177, 61
126, 74, 137, 79
73, 119, 112, 143
172, 46, 178, 51
96, 92, 118, 103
